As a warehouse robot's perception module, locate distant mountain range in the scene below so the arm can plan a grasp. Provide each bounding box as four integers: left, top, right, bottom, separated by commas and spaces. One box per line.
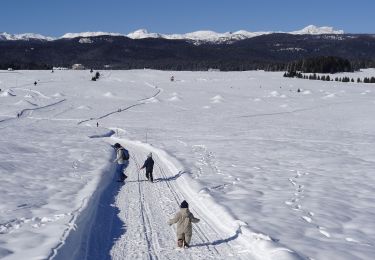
1, 25, 344, 44
1, 25, 374, 71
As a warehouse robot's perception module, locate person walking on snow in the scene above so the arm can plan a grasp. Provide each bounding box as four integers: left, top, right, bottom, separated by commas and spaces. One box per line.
168, 200, 200, 248
140, 152, 154, 182
113, 143, 129, 181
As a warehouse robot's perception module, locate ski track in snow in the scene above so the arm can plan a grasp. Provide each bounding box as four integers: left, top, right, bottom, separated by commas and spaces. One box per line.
109, 140, 252, 260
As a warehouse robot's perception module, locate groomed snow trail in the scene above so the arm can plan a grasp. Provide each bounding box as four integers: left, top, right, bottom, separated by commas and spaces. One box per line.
109, 139, 254, 260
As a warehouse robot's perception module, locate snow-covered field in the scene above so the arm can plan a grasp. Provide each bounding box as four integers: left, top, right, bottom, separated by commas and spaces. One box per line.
0, 69, 374, 260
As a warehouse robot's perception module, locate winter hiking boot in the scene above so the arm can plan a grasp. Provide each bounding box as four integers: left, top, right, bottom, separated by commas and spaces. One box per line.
177, 239, 184, 248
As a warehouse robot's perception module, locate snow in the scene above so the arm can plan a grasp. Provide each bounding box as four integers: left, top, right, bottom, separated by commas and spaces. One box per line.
60, 32, 123, 39
78, 38, 94, 44
126, 29, 163, 39
0, 32, 54, 41
290, 25, 344, 35
125, 25, 343, 43
1, 69, 375, 260
1, 25, 344, 43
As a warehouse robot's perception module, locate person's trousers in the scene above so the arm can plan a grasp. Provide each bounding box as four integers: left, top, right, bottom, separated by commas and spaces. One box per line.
146, 170, 153, 182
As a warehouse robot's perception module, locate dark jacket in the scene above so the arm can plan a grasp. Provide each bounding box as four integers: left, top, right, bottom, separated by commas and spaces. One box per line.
141, 157, 154, 173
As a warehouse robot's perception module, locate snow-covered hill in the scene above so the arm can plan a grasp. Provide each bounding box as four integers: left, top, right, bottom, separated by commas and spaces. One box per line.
126, 25, 343, 43
61, 31, 123, 39
0, 25, 344, 43
0, 32, 54, 41
290, 25, 344, 35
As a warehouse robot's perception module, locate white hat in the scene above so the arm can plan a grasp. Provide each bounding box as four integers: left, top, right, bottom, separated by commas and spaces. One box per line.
147, 152, 152, 158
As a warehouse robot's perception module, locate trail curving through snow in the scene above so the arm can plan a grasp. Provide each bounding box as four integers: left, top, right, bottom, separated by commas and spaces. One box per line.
105, 137, 303, 260
52, 134, 301, 259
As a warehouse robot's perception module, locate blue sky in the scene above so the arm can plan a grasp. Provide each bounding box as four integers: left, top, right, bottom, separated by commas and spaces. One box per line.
2, 0, 374, 36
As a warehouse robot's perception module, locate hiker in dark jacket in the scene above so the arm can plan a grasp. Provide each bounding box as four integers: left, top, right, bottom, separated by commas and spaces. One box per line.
140, 152, 154, 182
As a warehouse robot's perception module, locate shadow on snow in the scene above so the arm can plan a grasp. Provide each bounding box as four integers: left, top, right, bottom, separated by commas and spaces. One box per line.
126, 170, 185, 183
190, 227, 242, 248
52, 161, 126, 260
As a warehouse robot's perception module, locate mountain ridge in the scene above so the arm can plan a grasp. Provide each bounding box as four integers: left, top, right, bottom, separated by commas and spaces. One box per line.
1, 25, 344, 44
1, 32, 374, 71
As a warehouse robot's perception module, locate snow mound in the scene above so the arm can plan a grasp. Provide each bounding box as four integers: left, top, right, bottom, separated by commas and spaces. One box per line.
168, 93, 182, 102
323, 93, 336, 99
52, 93, 65, 97
168, 96, 181, 102
302, 90, 312, 95
76, 105, 92, 110
269, 91, 280, 97
0, 91, 15, 97
103, 92, 115, 98
0, 91, 10, 97
210, 95, 224, 103
146, 97, 160, 103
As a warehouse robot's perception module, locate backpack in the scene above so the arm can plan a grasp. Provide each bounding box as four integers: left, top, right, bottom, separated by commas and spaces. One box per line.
122, 149, 130, 160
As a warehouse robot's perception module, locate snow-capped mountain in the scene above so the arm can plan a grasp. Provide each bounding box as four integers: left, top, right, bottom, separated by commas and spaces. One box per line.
126, 29, 163, 39
0, 32, 54, 41
125, 25, 343, 43
61, 31, 123, 39
0, 25, 345, 43
290, 25, 344, 35
125, 29, 266, 43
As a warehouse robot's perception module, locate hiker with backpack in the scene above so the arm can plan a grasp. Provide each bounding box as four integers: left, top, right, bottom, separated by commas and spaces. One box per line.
140, 153, 154, 182
113, 143, 129, 181
168, 200, 200, 248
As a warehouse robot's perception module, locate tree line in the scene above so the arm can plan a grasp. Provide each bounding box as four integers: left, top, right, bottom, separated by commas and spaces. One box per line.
284, 71, 375, 83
